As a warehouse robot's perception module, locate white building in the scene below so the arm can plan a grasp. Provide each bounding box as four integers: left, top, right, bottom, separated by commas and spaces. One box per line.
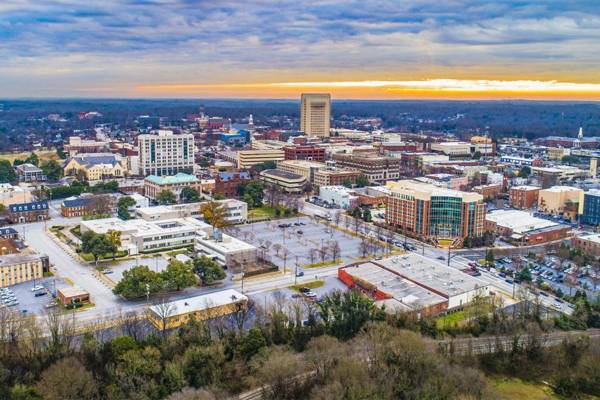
136, 199, 247, 224
195, 231, 257, 271
430, 142, 472, 156
80, 217, 211, 255
138, 130, 195, 176
319, 185, 358, 210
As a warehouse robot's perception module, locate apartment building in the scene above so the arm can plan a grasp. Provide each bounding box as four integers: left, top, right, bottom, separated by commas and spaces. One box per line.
138, 130, 194, 176
313, 168, 362, 187
300, 93, 331, 137
331, 152, 402, 183
0, 253, 49, 288
385, 180, 485, 244
509, 185, 540, 209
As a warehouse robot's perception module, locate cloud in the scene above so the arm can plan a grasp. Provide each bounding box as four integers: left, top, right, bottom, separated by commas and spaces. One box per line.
0, 0, 599, 97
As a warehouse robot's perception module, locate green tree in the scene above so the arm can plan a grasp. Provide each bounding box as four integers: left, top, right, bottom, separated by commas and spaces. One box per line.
485, 248, 495, 266
472, 150, 482, 160
200, 201, 228, 234
56, 146, 66, 159
183, 345, 224, 389
243, 180, 264, 208
341, 179, 353, 188
193, 256, 226, 286
117, 196, 136, 220
239, 328, 267, 361
516, 266, 533, 282
362, 208, 372, 222
562, 155, 581, 165
25, 152, 39, 166
80, 231, 117, 265
113, 265, 163, 299
161, 260, 199, 291
213, 192, 225, 200
519, 166, 531, 178
40, 160, 63, 181
180, 186, 200, 203
106, 230, 122, 259
318, 290, 383, 340
157, 189, 177, 205
0, 160, 17, 183
355, 175, 370, 187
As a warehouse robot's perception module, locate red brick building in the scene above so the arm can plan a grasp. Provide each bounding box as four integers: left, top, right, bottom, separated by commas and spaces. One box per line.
8, 201, 49, 223
214, 171, 252, 198
509, 186, 540, 209
283, 145, 326, 162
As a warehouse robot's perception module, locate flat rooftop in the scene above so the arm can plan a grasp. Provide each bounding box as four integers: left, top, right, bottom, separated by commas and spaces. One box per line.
149, 289, 247, 317
486, 209, 561, 234
342, 262, 446, 310
81, 217, 210, 236
196, 232, 256, 252
377, 253, 487, 297
386, 179, 483, 202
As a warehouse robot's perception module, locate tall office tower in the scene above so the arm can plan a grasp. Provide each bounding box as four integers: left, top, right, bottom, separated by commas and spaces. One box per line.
138, 130, 195, 176
300, 93, 331, 137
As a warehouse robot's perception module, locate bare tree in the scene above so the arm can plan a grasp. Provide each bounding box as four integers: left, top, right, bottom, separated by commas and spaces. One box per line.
149, 296, 175, 338
333, 211, 342, 227
318, 243, 328, 263
353, 216, 363, 235
330, 240, 341, 261
306, 248, 316, 265
359, 237, 370, 258
272, 243, 282, 257
281, 247, 289, 271
344, 214, 351, 231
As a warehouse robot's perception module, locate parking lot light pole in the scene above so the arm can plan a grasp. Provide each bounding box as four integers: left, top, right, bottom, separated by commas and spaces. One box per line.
294, 255, 299, 285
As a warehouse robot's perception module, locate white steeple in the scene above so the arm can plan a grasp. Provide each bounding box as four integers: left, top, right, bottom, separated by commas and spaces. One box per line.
578, 126, 583, 140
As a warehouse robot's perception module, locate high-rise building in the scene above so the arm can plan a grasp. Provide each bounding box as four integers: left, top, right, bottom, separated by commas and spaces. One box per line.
385, 180, 485, 245
300, 93, 331, 137
138, 130, 194, 176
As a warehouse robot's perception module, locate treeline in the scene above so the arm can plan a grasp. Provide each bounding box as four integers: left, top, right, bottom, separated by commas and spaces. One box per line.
46, 180, 119, 199
1, 288, 599, 400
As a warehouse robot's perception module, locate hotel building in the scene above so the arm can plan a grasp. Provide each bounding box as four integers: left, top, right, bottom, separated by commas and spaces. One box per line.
138, 130, 194, 176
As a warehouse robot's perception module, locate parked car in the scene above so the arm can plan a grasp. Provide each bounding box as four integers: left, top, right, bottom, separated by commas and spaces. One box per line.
31, 285, 44, 292
296, 271, 304, 277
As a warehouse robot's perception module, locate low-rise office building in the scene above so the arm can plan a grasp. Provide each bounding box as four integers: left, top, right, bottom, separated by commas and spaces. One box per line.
283, 145, 325, 162
319, 186, 359, 210
0, 183, 33, 207
259, 169, 306, 193
0, 253, 49, 288
80, 217, 211, 255
236, 149, 285, 169
8, 201, 49, 223
485, 209, 571, 245
572, 232, 600, 257
148, 289, 248, 330
61, 195, 116, 217
276, 160, 325, 183
57, 286, 90, 307
509, 185, 540, 209
331, 152, 402, 183
314, 168, 362, 187
214, 171, 251, 198
144, 173, 201, 201
136, 199, 247, 225
195, 231, 257, 271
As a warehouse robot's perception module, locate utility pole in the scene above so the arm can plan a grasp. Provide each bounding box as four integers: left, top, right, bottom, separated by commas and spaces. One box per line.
146, 283, 150, 302
294, 255, 299, 285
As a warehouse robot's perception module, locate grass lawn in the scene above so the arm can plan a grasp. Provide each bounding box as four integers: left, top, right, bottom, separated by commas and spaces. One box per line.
302, 259, 342, 269
491, 378, 559, 400
290, 280, 324, 292
248, 205, 297, 220
0, 150, 61, 164
436, 302, 495, 330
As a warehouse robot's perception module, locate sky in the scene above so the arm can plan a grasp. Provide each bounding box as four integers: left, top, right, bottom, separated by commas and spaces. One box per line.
1, 0, 600, 100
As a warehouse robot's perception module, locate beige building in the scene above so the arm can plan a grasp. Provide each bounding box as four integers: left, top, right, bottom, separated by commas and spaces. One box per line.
138, 130, 195, 176
300, 93, 331, 137
314, 168, 362, 187
144, 173, 201, 201
0, 183, 33, 207
63, 153, 125, 181
277, 160, 325, 183
547, 147, 570, 161
148, 289, 248, 330
538, 186, 584, 219
259, 169, 306, 193
0, 253, 48, 288
430, 142, 472, 156
236, 149, 285, 169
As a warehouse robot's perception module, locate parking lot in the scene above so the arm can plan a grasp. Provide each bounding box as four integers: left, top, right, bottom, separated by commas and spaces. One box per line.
104, 255, 170, 283
235, 216, 366, 270
1, 276, 67, 315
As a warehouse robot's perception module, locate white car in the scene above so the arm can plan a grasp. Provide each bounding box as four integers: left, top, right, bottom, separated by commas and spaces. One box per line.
31, 285, 44, 292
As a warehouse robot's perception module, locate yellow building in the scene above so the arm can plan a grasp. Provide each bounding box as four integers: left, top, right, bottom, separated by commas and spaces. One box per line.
148, 289, 248, 330
538, 186, 584, 219
236, 149, 285, 169
64, 153, 125, 181
547, 147, 569, 161
0, 253, 48, 288
277, 160, 325, 183
259, 169, 307, 193
301, 93, 331, 137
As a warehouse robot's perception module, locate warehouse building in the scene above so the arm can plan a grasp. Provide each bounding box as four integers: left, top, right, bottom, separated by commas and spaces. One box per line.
339, 253, 490, 316
485, 209, 571, 245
